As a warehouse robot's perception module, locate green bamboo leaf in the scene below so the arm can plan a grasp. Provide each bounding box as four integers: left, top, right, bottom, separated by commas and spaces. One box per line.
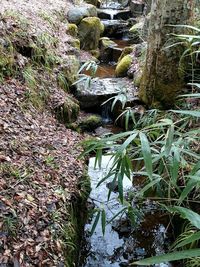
139, 132, 153, 180
90, 210, 101, 235
95, 148, 102, 169
173, 231, 200, 249
101, 209, 106, 236
132, 249, 200, 265
164, 124, 174, 156
107, 207, 127, 224
120, 132, 138, 152
178, 179, 196, 204
167, 24, 200, 32
118, 172, 124, 204
178, 93, 200, 98
171, 206, 200, 229
170, 146, 180, 186
137, 177, 161, 197
170, 110, 200, 117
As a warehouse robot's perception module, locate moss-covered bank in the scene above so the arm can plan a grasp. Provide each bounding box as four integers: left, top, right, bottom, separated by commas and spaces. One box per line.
65, 171, 90, 267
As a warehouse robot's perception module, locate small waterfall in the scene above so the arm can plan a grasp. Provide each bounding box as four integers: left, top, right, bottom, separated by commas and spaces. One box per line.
101, 100, 113, 124
100, 0, 122, 9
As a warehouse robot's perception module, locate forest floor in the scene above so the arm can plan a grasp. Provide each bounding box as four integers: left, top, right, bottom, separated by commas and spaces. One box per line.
0, 0, 90, 266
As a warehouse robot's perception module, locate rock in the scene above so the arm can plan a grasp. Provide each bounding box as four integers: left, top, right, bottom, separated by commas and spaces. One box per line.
118, 46, 134, 62
85, 0, 98, 6
115, 55, 132, 77
79, 115, 102, 131
130, 0, 145, 16
54, 96, 80, 124
62, 55, 80, 85
112, 47, 123, 62
66, 23, 78, 37
68, 38, 80, 50
112, 218, 132, 236
99, 37, 117, 49
129, 19, 144, 43
78, 17, 102, 50
75, 77, 135, 109
102, 19, 129, 38
113, 9, 132, 20
99, 37, 120, 62
90, 49, 101, 58
67, 5, 97, 25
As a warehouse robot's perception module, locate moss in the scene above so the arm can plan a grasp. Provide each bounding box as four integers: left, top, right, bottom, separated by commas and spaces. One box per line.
99, 37, 117, 49
115, 55, 132, 77
90, 49, 100, 58
129, 21, 144, 34
78, 17, 102, 50
69, 38, 80, 49
85, 0, 98, 6
55, 96, 80, 124
139, 67, 183, 108
64, 170, 91, 267
118, 46, 133, 62
62, 55, 80, 85
66, 23, 78, 37
79, 115, 102, 132
100, 22, 105, 35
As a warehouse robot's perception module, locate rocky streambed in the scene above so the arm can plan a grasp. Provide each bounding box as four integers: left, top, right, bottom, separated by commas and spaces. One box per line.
66, 1, 178, 267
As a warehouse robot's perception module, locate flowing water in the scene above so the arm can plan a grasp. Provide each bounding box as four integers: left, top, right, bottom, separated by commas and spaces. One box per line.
80, 2, 177, 266
80, 157, 175, 267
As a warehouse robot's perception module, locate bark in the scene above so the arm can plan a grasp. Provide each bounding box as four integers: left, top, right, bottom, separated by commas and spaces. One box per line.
139, 0, 195, 108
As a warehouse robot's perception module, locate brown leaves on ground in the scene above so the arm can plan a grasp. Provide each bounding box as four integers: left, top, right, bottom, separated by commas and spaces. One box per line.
0, 79, 84, 266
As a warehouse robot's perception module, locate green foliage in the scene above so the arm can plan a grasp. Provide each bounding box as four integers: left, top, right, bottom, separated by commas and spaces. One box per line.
132, 249, 200, 266
72, 60, 98, 90
165, 25, 200, 83
82, 87, 200, 263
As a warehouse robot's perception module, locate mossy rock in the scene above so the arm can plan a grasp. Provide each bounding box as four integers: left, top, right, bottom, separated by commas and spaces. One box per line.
115, 55, 132, 77
99, 37, 117, 49
118, 46, 133, 62
79, 115, 102, 131
66, 24, 78, 37
85, 0, 98, 6
55, 96, 80, 124
100, 22, 105, 35
90, 49, 100, 58
62, 55, 80, 85
78, 17, 102, 50
69, 39, 80, 49
67, 5, 97, 25
129, 21, 144, 34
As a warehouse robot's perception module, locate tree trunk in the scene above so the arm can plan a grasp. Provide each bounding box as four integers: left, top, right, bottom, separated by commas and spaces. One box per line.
139, 0, 195, 108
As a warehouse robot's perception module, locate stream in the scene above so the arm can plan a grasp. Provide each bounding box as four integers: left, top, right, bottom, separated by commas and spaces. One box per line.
80, 1, 176, 266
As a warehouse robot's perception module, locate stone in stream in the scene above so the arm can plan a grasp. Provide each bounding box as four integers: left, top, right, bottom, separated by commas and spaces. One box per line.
101, 19, 129, 38
130, 0, 145, 16
67, 5, 97, 24
78, 17, 104, 50
75, 77, 138, 109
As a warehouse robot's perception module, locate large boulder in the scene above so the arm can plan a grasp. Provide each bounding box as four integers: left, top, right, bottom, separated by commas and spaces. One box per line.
67, 5, 97, 25
75, 77, 136, 109
78, 17, 103, 50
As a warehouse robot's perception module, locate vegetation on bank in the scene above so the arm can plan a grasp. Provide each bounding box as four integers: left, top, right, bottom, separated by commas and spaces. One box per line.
81, 26, 200, 267
0, 0, 91, 265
